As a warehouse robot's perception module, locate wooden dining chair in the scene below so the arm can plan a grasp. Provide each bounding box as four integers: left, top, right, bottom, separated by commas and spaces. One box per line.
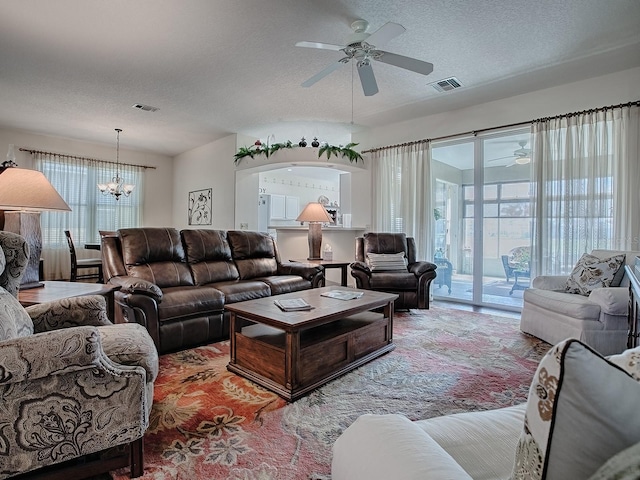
64, 230, 103, 282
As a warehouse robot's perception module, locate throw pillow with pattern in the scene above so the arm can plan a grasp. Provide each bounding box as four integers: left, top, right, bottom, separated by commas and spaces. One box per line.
511, 340, 640, 480
565, 253, 625, 296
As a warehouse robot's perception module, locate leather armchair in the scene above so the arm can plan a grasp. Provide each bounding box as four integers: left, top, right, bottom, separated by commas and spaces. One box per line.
0, 231, 158, 479
351, 233, 437, 310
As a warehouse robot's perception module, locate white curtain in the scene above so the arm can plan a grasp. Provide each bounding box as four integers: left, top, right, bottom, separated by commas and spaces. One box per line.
371, 142, 433, 259
34, 152, 145, 280
530, 104, 640, 276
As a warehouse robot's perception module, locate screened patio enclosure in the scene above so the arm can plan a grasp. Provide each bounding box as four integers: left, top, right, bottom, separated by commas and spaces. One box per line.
431, 129, 532, 311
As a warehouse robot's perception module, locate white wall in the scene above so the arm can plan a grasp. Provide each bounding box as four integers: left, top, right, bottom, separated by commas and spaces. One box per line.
172, 133, 237, 229
355, 68, 640, 150
0, 127, 174, 226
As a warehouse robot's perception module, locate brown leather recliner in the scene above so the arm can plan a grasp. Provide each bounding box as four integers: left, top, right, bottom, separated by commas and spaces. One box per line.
350, 233, 437, 310
101, 228, 324, 354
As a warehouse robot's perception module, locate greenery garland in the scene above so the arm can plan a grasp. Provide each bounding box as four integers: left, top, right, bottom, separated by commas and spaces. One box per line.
234, 141, 363, 165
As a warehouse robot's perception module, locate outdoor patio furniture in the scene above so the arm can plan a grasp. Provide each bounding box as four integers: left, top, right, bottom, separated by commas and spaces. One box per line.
434, 256, 452, 294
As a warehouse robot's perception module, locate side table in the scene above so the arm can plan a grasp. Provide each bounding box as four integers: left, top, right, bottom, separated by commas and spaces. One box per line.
290, 259, 350, 287
18, 281, 120, 322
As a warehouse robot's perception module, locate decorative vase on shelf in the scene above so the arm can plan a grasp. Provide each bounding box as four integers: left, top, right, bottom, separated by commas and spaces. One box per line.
298, 137, 307, 147
311, 137, 320, 147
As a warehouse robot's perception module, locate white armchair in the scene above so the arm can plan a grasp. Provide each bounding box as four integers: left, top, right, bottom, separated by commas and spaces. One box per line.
520, 249, 639, 356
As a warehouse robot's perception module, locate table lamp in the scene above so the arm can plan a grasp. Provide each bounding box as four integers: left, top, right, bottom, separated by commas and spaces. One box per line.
296, 202, 333, 260
0, 167, 71, 289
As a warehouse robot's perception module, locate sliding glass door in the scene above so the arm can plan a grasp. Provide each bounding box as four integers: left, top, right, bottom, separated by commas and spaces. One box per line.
431, 129, 532, 310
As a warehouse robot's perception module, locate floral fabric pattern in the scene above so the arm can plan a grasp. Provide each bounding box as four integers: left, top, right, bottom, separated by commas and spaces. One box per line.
0, 231, 157, 479
511, 341, 640, 480
565, 253, 625, 296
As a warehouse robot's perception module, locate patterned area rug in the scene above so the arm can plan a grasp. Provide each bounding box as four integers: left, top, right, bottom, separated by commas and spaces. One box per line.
113, 306, 549, 480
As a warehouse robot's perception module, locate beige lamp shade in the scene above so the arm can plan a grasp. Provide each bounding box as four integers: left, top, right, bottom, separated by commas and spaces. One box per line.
0, 167, 71, 211
296, 202, 333, 223
0, 167, 70, 289
296, 202, 332, 260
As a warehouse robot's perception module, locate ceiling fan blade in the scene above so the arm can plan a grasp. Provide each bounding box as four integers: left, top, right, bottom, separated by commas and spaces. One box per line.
365, 22, 405, 47
375, 51, 434, 76
301, 60, 345, 88
357, 62, 379, 96
487, 155, 515, 163
295, 41, 344, 51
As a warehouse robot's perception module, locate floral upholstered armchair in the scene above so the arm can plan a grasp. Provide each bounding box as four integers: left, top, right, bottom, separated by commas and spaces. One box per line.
0, 231, 158, 479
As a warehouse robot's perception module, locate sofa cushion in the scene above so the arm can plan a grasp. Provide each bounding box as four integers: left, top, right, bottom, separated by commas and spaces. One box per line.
181, 229, 240, 285
0, 286, 33, 340
565, 253, 625, 296
512, 340, 640, 480
207, 280, 271, 304
332, 413, 473, 480
523, 288, 602, 320
417, 404, 525, 480
156, 286, 224, 321
227, 231, 278, 279
256, 275, 311, 295
120, 228, 193, 288
370, 272, 417, 290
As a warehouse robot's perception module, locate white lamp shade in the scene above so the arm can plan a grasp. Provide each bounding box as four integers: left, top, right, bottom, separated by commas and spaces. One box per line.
0, 167, 70, 211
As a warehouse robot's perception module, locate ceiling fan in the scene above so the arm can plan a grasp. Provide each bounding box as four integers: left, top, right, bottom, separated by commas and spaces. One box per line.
295, 19, 434, 96
487, 140, 531, 167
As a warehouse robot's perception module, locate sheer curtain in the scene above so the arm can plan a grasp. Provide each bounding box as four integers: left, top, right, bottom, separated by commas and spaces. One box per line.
34, 152, 144, 280
371, 142, 433, 259
530, 104, 640, 277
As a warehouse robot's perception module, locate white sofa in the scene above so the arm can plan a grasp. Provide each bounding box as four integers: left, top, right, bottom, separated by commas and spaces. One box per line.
332, 340, 640, 480
332, 404, 525, 480
520, 249, 640, 356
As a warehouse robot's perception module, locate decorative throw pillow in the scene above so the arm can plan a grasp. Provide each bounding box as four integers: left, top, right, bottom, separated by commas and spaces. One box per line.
366, 252, 408, 272
511, 340, 640, 480
565, 253, 625, 296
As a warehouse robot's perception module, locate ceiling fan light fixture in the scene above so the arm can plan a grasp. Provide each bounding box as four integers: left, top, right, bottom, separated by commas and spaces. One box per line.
515, 156, 531, 165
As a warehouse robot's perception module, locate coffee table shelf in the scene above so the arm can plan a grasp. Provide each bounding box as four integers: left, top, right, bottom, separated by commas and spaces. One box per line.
226, 287, 397, 401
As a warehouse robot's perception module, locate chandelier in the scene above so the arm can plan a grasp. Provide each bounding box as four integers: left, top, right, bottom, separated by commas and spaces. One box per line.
97, 128, 135, 200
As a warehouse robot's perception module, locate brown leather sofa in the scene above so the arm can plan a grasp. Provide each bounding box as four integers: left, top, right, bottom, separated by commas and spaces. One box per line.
102, 228, 324, 354
350, 232, 437, 310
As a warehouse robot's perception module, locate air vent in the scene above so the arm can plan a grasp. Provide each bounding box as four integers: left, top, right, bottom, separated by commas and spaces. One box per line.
132, 103, 159, 112
429, 77, 463, 93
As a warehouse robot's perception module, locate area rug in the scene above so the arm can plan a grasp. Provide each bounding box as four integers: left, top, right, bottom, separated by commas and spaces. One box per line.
113, 306, 549, 480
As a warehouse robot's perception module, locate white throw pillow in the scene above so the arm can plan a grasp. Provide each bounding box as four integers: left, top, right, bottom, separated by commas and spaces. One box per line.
511, 340, 640, 480
366, 252, 408, 272
565, 253, 625, 296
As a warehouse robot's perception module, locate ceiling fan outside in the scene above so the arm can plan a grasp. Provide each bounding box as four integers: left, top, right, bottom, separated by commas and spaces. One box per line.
296, 20, 434, 96
487, 140, 531, 167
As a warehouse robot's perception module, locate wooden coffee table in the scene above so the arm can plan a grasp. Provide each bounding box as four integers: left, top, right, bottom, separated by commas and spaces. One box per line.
226, 286, 397, 401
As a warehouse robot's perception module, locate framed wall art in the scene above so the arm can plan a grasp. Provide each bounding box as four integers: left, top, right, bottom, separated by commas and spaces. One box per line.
188, 188, 212, 225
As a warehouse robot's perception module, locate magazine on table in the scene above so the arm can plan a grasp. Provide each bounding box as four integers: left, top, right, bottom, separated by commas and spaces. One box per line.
274, 298, 314, 312
321, 290, 364, 301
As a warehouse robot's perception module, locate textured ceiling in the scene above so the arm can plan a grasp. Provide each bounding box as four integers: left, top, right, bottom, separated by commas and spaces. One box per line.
0, 0, 639, 157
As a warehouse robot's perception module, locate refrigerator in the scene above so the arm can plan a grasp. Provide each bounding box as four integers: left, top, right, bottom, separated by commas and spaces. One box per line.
258, 194, 270, 233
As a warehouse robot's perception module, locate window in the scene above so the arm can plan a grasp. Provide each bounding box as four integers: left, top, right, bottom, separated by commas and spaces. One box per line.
463, 181, 532, 258
34, 152, 144, 279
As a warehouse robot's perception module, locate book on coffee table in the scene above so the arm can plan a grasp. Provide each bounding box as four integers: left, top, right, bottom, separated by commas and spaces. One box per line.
321, 290, 364, 300
274, 298, 314, 312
